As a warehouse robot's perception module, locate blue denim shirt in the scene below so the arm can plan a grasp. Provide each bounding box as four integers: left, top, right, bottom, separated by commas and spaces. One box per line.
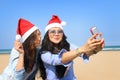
0, 48, 26, 80
0, 48, 19, 80
41, 49, 89, 80
0, 48, 89, 80
41, 49, 75, 80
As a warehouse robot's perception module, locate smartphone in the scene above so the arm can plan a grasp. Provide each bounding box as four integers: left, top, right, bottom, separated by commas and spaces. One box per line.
90, 26, 102, 40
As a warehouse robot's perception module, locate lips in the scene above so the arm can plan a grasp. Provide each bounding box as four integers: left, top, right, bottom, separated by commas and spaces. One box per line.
54, 38, 59, 40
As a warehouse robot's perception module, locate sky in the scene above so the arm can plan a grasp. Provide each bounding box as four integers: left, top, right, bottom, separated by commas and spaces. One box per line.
0, 0, 120, 49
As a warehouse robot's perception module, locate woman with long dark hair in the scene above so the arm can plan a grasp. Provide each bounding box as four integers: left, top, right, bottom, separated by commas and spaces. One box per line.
38, 15, 104, 80
38, 30, 70, 80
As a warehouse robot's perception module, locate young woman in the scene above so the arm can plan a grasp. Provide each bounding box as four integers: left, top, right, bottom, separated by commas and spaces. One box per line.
0, 18, 41, 80
14, 18, 42, 80
38, 15, 104, 80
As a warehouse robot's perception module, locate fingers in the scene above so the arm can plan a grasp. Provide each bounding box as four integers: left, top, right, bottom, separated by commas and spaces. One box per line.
90, 32, 103, 41
100, 38, 105, 48
88, 37, 104, 50
89, 33, 104, 45
99, 32, 102, 36
14, 40, 24, 53
84, 32, 105, 57
89, 34, 97, 40
91, 38, 105, 53
14, 41, 21, 48
84, 33, 104, 55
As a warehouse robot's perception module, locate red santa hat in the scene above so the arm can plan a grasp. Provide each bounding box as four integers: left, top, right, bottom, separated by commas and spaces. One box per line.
45, 15, 66, 33
16, 18, 38, 43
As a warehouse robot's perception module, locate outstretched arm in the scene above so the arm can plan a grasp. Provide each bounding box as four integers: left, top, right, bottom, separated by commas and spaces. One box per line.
61, 34, 105, 64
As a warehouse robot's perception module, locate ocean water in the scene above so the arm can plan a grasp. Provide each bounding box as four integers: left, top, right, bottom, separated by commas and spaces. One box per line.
103, 45, 120, 51
0, 45, 120, 54
0, 49, 11, 54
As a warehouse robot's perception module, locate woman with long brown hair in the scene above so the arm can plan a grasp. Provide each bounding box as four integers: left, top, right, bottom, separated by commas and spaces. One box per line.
0, 18, 41, 80
14, 18, 41, 80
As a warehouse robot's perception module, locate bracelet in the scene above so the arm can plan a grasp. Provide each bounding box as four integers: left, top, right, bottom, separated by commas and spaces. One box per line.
75, 48, 81, 56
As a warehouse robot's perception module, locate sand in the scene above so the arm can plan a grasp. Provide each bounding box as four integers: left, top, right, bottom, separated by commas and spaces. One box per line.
0, 54, 9, 73
0, 51, 120, 80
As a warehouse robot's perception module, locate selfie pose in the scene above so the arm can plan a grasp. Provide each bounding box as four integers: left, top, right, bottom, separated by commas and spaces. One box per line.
38, 15, 105, 80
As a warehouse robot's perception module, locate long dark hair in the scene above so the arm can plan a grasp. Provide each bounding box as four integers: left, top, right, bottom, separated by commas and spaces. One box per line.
38, 31, 70, 79
23, 30, 38, 79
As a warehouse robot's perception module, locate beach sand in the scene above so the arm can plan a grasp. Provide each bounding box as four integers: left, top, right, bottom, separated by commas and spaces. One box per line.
0, 51, 120, 80
0, 54, 9, 73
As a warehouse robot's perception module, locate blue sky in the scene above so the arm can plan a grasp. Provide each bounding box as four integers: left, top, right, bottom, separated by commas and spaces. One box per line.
0, 0, 120, 49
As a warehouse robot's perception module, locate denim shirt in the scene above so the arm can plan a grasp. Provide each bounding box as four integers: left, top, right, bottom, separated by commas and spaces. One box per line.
0, 47, 40, 80
0, 48, 19, 80
0, 48, 89, 80
41, 49, 76, 80
0, 48, 26, 80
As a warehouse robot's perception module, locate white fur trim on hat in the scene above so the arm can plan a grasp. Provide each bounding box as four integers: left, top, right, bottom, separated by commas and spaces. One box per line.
16, 34, 21, 40
21, 26, 38, 43
45, 23, 63, 33
61, 21, 66, 26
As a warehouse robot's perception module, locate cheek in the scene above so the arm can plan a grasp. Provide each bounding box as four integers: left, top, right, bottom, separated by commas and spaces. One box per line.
35, 38, 41, 47
48, 34, 53, 40
57, 37, 62, 43
49, 36, 54, 42
59, 37, 62, 41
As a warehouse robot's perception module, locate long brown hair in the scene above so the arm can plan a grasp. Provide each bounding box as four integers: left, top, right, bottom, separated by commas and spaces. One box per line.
23, 30, 38, 73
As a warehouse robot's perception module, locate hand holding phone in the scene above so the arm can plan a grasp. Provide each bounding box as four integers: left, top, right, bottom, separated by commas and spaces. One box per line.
90, 26, 102, 40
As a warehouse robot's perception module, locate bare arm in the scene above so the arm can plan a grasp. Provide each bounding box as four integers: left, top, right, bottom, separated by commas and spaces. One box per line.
61, 46, 84, 64
61, 34, 105, 64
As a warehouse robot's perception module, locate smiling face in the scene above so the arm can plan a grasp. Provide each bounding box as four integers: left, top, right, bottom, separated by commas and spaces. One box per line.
48, 27, 63, 44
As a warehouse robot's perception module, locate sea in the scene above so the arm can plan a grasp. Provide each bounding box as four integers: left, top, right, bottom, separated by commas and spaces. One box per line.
0, 45, 120, 54
0, 49, 11, 54
102, 45, 120, 51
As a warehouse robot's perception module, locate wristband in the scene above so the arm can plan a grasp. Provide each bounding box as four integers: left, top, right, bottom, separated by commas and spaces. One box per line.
75, 48, 81, 56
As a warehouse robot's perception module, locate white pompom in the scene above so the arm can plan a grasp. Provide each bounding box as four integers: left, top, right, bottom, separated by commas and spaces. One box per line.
16, 35, 21, 40
61, 21, 66, 26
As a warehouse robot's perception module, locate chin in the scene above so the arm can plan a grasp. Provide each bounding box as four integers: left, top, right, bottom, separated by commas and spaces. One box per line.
53, 41, 61, 44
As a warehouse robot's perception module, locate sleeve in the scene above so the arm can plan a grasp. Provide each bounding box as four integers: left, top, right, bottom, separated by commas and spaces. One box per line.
41, 49, 72, 67
14, 68, 25, 80
0, 48, 20, 80
80, 53, 89, 63
10, 48, 19, 68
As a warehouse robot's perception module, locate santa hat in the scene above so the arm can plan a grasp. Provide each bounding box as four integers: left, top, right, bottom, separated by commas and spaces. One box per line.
16, 18, 38, 43
45, 15, 66, 33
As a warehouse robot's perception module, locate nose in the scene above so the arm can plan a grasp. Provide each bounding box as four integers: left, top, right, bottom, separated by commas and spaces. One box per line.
55, 33, 58, 35
39, 35, 42, 40
54, 31, 59, 35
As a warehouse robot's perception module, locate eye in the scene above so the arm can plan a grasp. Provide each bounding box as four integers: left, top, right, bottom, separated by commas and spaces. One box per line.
58, 30, 63, 33
49, 30, 56, 34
